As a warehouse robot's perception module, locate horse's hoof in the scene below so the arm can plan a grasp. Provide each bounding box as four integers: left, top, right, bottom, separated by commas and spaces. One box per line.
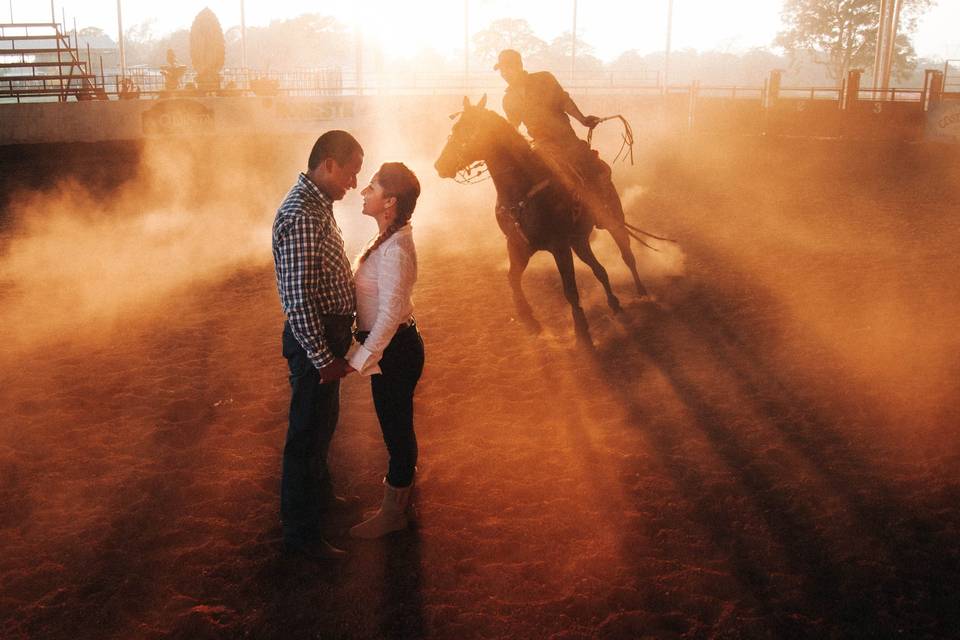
609, 298, 623, 314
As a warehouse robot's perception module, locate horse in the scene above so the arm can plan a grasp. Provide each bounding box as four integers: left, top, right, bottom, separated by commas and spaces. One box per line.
534, 125, 654, 299
434, 95, 623, 343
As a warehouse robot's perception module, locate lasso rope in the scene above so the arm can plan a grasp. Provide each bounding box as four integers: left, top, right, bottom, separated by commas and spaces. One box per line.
587, 114, 635, 165
588, 114, 677, 247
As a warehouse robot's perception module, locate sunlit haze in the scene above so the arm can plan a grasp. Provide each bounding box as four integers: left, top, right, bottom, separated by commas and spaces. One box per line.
9, 0, 960, 61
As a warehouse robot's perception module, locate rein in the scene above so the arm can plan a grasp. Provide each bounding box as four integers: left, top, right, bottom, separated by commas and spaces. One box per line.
447, 109, 493, 184
454, 161, 491, 184
496, 178, 551, 248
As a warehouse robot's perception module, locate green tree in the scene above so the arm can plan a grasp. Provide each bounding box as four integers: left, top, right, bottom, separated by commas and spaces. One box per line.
472, 18, 546, 64
190, 7, 225, 91
775, 0, 935, 84
533, 31, 602, 74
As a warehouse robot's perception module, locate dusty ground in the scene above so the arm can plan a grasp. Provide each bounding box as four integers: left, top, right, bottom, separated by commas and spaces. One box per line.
1, 135, 959, 639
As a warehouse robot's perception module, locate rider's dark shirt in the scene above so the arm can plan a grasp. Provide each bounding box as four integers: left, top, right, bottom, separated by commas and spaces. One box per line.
503, 70, 580, 146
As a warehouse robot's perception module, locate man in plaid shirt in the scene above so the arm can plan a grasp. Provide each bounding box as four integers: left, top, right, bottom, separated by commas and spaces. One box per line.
273, 130, 363, 560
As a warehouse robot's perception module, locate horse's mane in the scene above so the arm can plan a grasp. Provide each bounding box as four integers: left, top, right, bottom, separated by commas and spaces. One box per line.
473, 107, 551, 179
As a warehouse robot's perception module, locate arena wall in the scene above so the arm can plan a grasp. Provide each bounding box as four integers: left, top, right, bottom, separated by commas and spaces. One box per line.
0, 93, 956, 147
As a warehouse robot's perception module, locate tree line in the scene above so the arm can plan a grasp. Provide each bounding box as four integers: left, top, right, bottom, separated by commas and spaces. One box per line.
77, 0, 940, 87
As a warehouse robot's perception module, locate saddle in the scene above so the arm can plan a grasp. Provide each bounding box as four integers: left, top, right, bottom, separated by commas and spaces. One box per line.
531, 140, 612, 227
530, 140, 591, 195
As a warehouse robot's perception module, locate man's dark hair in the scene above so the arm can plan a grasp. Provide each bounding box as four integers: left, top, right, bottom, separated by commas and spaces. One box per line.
307, 130, 363, 171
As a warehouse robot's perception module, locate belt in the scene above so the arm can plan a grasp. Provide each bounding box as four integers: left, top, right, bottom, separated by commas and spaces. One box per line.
354, 317, 416, 345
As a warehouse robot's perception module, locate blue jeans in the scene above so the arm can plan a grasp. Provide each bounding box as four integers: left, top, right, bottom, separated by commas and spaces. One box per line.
368, 324, 425, 488
280, 318, 352, 544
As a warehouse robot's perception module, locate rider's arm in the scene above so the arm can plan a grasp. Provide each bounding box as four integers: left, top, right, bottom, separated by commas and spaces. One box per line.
562, 93, 600, 129
544, 72, 600, 128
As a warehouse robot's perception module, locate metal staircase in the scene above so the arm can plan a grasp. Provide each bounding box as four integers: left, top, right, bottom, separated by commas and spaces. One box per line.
0, 22, 102, 102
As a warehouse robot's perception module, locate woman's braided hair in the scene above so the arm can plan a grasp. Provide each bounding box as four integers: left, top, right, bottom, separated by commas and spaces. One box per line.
358, 162, 421, 264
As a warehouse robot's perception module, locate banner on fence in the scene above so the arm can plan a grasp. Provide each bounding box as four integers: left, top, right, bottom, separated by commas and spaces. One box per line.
927, 102, 960, 142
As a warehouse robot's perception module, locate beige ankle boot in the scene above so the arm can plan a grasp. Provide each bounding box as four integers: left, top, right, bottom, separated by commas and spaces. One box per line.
350, 480, 413, 539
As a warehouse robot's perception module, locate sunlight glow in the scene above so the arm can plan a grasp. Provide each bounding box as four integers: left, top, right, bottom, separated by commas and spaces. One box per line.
8, 0, 960, 61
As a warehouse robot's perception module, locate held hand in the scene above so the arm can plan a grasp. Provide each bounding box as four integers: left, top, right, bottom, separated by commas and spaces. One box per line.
318, 358, 353, 384
583, 115, 602, 129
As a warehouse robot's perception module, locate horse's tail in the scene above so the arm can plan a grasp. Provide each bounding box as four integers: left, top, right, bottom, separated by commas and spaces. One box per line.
623, 221, 676, 243
622, 227, 660, 251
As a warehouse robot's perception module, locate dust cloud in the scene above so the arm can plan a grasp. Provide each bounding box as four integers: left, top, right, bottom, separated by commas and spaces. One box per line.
0, 105, 515, 358
638, 135, 960, 452
0, 136, 300, 353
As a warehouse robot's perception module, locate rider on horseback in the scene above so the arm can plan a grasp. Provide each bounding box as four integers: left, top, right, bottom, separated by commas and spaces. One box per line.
495, 49, 623, 231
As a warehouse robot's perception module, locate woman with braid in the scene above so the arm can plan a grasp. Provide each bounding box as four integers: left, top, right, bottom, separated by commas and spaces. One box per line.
347, 162, 425, 539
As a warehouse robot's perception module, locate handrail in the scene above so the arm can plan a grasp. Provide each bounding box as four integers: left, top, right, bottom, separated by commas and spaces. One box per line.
0, 22, 64, 28
0, 35, 66, 41
0, 61, 83, 68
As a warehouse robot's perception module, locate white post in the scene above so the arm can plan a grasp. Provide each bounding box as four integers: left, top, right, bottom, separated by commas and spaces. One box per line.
354, 22, 362, 95
570, 0, 577, 84
881, 0, 903, 94
664, 0, 674, 91
117, 0, 126, 79
872, 0, 888, 93
240, 0, 247, 70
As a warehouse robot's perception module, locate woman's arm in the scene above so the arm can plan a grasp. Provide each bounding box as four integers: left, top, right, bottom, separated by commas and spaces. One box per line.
347, 240, 416, 375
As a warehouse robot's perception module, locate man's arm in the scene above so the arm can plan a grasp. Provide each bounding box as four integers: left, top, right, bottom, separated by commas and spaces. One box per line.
275, 215, 335, 369
544, 72, 600, 128
562, 93, 600, 129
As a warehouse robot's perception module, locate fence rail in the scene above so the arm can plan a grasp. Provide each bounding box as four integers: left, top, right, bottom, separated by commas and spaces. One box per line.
1, 65, 957, 106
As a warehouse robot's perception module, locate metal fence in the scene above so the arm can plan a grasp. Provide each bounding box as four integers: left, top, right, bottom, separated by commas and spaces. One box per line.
0, 65, 956, 105
945, 60, 960, 94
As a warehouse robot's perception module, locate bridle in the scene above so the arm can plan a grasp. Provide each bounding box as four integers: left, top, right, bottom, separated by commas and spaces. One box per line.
446, 111, 492, 185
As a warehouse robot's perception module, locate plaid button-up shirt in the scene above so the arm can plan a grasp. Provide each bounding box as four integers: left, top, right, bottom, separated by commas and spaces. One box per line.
272, 173, 356, 370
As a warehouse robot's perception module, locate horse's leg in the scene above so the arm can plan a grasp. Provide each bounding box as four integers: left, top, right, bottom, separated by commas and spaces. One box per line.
507, 239, 541, 334
607, 224, 649, 298
596, 176, 649, 298
551, 245, 591, 344
572, 235, 622, 314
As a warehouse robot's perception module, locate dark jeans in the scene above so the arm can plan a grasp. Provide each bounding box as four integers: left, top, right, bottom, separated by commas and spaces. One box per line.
366, 324, 425, 488
280, 317, 352, 544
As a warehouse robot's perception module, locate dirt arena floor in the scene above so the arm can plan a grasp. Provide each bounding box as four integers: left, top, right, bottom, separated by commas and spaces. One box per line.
1, 133, 959, 639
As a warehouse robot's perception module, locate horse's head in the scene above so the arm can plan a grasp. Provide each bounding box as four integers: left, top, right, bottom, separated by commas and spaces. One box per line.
434, 94, 498, 180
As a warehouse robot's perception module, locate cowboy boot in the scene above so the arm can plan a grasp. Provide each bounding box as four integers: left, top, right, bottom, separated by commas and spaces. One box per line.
350, 479, 413, 539
362, 466, 421, 519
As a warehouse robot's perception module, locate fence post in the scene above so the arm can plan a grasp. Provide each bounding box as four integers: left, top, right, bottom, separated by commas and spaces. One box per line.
843, 69, 862, 110
922, 69, 944, 111
765, 69, 781, 109
687, 80, 699, 132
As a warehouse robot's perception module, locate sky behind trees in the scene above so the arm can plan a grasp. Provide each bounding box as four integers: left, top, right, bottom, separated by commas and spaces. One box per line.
9, 0, 960, 61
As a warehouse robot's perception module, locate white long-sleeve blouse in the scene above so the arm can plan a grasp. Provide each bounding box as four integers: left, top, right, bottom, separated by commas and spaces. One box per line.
346, 225, 417, 376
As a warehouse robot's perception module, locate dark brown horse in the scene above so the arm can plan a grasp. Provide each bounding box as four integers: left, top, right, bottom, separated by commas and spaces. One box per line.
434, 95, 622, 343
